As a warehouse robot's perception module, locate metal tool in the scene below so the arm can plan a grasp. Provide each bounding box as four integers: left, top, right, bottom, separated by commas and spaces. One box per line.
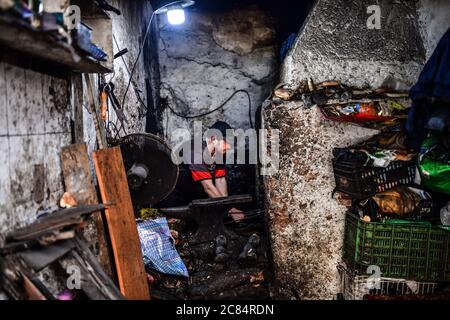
95, 0, 121, 15
159, 194, 253, 244
102, 82, 128, 127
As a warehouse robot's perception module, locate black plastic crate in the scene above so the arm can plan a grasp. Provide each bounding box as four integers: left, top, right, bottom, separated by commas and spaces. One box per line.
332, 159, 416, 199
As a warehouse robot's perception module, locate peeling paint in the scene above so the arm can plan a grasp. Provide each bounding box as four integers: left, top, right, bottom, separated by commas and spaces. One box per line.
158, 6, 277, 146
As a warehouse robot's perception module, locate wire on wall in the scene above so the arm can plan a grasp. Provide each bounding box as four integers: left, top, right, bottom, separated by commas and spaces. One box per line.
162, 88, 254, 128
120, 9, 156, 110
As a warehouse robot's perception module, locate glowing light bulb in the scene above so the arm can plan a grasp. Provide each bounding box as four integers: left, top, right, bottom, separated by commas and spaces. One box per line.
167, 8, 185, 25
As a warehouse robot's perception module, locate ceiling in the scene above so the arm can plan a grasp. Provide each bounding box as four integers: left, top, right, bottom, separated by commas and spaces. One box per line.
150, 0, 315, 45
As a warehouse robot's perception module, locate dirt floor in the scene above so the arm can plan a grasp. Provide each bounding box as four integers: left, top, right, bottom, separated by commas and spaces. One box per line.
147, 210, 272, 300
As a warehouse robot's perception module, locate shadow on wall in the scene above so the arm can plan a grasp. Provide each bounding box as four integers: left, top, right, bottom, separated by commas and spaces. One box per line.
157, 4, 278, 147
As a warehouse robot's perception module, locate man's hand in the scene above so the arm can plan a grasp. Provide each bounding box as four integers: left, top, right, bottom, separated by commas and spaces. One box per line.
228, 207, 245, 222
200, 179, 224, 198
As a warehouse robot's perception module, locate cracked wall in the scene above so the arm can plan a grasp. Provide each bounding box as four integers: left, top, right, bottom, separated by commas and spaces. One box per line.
157, 5, 277, 145
281, 0, 426, 89
263, 0, 440, 300
83, 0, 156, 163
0, 63, 71, 234
0, 0, 156, 234
417, 0, 450, 59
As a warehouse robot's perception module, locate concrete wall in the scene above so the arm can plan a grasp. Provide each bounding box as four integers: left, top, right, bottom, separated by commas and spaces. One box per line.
108, 0, 154, 135
0, 0, 153, 233
263, 103, 377, 300
157, 5, 278, 145
82, 0, 155, 155
264, 0, 437, 300
281, 0, 425, 90
417, 0, 450, 59
0, 63, 71, 234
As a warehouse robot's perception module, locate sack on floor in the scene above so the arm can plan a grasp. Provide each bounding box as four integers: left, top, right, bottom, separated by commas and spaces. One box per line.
137, 217, 189, 278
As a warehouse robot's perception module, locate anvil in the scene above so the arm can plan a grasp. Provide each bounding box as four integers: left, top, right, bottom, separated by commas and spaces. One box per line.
159, 194, 252, 244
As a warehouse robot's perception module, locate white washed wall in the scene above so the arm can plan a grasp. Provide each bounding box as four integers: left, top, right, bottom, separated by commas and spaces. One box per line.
0, 62, 71, 234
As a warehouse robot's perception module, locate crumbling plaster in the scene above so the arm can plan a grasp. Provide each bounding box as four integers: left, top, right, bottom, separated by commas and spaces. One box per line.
281, 0, 425, 89
0, 63, 71, 234
108, 0, 153, 135
263, 0, 444, 300
263, 103, 376, 299
83, 0, 155, 163
417, 0, 450, 59
158, 6, 278, 146
0, 1, 155, 234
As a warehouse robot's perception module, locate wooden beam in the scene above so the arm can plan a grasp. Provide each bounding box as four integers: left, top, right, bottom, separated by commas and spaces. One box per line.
83, 73, 107, 149
92, 147, 150, 300
70, 73, 84, 144
61, 143, 113, 278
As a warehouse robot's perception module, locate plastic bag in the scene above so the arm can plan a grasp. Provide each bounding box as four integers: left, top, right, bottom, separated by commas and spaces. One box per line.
137, 217, 188, 277
418, 133, 450, 195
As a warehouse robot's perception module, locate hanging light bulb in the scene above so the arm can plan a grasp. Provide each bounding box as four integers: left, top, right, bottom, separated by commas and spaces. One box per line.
154, 1, 194, 25
167, 7, 185, 25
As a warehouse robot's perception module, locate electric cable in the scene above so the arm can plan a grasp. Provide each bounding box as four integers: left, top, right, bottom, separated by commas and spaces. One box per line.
120, 9, 156, 111
119, 1, 255, 132
120, 0, 187, 111
164, 89, 254, 128
113, 34, 148, 118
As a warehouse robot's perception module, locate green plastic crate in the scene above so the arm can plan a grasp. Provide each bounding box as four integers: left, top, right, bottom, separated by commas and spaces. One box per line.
343, 212, 450, 281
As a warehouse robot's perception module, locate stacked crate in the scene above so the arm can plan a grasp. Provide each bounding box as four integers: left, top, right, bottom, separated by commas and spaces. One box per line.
332, 147, 450, 299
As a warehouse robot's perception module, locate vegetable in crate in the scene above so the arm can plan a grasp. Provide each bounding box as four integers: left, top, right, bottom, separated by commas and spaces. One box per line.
418, 133, 450, 195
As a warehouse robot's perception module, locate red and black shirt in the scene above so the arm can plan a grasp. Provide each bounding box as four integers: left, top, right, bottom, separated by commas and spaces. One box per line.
187, 141, 226, 182
156, 140, 226, 208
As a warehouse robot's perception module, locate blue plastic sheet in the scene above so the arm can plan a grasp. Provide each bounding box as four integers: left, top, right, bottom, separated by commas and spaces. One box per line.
137, 217, 188, 278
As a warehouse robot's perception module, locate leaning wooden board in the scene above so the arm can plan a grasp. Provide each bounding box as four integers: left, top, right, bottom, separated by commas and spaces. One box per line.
61, 143, 113, 278
92, 146, 150, 300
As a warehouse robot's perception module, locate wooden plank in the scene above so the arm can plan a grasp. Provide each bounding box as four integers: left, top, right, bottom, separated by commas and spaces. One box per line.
83, 73, 107, 149
7, 204, 105, 241
61, 143, 113, 278
92, 147, 150, 300
70, 73, 84, 143
71, 235, 125, 300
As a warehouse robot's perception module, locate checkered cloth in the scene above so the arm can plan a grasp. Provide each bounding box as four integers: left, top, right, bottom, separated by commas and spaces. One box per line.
137, 217, 188, 278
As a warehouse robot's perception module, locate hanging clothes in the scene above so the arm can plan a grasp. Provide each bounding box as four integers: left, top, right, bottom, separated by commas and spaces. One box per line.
406, 27, 450, 149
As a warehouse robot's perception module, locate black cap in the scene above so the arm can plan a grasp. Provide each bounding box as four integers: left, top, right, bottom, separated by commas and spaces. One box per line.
208, 121, 232, 140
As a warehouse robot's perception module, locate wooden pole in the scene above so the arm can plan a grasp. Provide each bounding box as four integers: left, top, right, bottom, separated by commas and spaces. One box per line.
83, 73, 107, 149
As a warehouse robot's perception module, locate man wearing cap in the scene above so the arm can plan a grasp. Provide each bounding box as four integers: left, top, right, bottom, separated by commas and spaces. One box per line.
157, 121, 245, 222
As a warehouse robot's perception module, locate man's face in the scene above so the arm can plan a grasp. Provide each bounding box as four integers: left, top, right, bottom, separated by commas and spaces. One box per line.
216, 138, 231, 154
